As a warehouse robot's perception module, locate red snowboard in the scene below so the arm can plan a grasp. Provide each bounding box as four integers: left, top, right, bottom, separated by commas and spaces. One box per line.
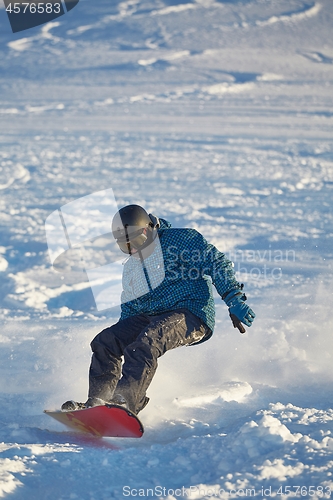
44, 404, 144, 438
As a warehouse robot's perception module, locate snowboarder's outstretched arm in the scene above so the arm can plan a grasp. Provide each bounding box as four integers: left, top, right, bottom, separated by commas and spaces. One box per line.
204, 241, 256, 333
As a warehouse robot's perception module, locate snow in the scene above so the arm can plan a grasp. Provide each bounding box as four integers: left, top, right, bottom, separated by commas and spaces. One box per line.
0, 0, 333, 498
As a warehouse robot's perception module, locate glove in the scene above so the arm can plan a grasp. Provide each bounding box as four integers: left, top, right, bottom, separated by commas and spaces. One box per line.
223, 289, 256, 334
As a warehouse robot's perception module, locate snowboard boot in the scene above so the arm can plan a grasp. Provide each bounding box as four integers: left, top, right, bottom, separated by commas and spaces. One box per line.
85, 397, 106, 408
136, 396, 150, 413
61, 397, 105, 411
109, 394, 150, 414
110, 393, 129, 409
61, 400, 86, 411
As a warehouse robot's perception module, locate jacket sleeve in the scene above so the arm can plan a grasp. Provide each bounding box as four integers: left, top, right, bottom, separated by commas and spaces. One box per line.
202, 238, 242, 298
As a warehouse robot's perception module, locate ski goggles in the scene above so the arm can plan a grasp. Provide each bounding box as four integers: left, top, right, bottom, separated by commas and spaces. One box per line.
115, 228, 148, 254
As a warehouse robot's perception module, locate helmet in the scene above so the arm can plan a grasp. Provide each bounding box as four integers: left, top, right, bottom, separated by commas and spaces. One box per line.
112, 205, 156, 254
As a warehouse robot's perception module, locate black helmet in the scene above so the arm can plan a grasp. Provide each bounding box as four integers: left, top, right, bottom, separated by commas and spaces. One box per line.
112, 205, 158, 254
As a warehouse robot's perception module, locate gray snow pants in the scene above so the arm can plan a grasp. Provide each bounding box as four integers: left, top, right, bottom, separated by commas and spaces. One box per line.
88, 309, 211, 414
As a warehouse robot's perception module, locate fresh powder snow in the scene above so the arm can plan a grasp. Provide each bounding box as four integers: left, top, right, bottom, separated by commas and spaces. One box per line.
0, 0, 333, 498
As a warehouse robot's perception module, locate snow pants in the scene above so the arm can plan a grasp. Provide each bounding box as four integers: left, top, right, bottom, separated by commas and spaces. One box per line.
88, 309, 211, 414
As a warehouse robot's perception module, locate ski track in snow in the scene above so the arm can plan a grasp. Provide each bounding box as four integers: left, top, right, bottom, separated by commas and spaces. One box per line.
0, 0, 333, 498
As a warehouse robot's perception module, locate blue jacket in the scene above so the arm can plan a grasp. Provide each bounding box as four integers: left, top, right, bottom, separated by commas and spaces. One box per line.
120, 218, 241, 333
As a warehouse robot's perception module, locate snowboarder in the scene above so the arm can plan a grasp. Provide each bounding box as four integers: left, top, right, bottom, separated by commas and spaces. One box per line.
62, 204, 255, 415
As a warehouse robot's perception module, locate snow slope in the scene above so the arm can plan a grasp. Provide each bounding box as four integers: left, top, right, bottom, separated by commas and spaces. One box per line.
0, 0, 333, 498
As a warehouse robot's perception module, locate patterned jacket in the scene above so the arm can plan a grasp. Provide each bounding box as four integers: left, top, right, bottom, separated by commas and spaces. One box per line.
120, 218, 241, 333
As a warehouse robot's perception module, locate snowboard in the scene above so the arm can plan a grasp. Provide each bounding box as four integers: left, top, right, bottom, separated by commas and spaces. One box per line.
44, 404, 144, 438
